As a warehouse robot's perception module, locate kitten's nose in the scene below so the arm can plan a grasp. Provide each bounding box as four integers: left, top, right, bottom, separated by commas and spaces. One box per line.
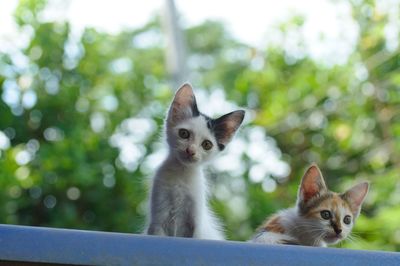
185, 148, 195, 156
331, 222, 342, 235
334, 228, 342, 235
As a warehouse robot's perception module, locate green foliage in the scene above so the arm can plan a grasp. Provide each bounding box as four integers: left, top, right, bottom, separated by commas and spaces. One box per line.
0, 0, 399, 251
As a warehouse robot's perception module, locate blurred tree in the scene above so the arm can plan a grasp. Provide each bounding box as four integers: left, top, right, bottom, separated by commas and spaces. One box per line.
0, 0, 399, 251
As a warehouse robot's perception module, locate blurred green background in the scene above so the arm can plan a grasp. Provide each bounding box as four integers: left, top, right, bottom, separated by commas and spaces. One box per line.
0, 0, 399, 251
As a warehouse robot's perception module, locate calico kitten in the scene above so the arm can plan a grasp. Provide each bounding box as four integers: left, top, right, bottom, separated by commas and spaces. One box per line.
146, 83, 245, 240
251, 164, 369, 247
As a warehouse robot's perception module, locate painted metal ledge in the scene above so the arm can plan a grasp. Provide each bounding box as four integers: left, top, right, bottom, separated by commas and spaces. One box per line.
0, 224, 399, 266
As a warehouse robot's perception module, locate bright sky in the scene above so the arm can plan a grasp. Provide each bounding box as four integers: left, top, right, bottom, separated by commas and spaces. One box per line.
1, 0, 360, 65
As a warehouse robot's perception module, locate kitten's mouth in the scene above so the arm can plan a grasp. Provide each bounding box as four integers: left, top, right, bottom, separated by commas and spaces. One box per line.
179, 153, 198, 163
324, 234, 343, 243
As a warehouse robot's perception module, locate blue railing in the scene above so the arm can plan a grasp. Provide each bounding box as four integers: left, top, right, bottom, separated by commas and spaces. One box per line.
0, 224, 399, 265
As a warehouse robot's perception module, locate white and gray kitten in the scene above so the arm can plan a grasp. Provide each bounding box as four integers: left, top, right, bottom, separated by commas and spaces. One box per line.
251, 164, 369, 247
146, 83, 245, 240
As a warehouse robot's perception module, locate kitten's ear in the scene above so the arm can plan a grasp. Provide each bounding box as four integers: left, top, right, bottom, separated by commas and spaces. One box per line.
212, 110, 245, 149
298, 164, 327, 203
341, 182, 369, 217
167, 83, 199, 127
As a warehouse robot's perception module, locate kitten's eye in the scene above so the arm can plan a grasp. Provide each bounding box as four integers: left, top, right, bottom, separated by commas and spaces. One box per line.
343, 215, 352, 225
202, 140, 213, 150
179, 129, 190, 139
320, 210, 331, 220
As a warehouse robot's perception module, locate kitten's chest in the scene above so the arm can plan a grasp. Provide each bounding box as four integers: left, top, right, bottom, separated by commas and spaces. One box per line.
153, 165, 207, 221
172, 174, 205, 201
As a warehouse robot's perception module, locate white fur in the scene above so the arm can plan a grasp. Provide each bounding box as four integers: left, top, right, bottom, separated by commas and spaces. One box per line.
251, 231, 296, 245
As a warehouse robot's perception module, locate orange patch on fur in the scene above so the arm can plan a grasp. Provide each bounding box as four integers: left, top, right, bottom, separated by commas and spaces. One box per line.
261, 215, 285, 234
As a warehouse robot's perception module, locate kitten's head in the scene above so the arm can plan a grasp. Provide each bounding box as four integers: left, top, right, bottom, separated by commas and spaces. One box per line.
166, 83, 245, 165
296, 164, 369, 245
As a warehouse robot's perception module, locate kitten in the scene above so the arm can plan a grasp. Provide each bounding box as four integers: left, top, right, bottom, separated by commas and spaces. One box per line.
250, 164, 369, 247
146, 83, 245, 240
